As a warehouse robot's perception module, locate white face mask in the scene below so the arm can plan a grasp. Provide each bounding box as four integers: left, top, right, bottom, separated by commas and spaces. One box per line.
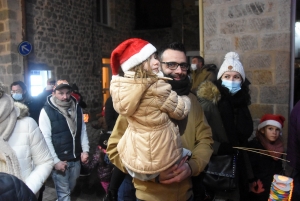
191, 64, 197, 71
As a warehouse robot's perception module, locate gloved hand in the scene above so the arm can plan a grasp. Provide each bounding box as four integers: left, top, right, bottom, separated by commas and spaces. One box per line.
217, 142, 236, 155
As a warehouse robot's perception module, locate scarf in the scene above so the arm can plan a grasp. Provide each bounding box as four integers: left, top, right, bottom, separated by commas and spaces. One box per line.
256, 131, 284, 160
52, 96, 77, 136
0, 94, 22, 180
168, 76, 191, 95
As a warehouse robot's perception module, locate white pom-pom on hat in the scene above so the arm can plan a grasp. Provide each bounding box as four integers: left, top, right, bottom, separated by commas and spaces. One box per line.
217, 52, 245, 82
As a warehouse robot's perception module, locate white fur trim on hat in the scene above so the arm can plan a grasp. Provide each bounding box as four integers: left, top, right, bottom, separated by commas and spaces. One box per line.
257, 120, 282, 131
217, 52, 245, 82
121, 43, 156, 72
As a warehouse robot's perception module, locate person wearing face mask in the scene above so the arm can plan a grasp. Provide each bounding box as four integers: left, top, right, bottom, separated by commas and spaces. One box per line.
190, 56, 218, 93
196, 52, 254, 201
10, 81, 40, 123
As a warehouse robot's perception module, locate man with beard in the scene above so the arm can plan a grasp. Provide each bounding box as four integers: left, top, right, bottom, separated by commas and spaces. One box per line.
107, 42, 213, 201
39, 80, 89, 201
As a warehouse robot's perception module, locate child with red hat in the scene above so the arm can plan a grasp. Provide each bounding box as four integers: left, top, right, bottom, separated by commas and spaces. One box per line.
248, 114, 285, 201
104, 38, 191, 200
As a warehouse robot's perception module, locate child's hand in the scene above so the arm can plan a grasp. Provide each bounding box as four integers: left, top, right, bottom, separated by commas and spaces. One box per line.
249, 179, 265, 194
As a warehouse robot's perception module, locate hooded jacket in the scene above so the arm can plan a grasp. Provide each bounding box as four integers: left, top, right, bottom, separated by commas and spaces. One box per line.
6, 102, 54, 194
107, 92, 213, 201
110, 72, 191, 174
196, 80, 227, 154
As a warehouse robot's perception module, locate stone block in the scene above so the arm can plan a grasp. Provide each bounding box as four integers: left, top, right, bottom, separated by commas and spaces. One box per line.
220, 19, 247, 34
6, 63, 21, 74
0, 22, 4, 32
0, 32, 10, 43
245, 70, 253, 82
277, 104, 289, 145
228, 2, 265, 19
0, 65, 6, 73
261, 33, 290, 50
205, 38, 231, 52
0, 44, 5, 53
260, 86, 289, 104
249, 85, 258, 103
278, 0, 290, 30
204, 9, 217, 37
61, 75, 70, 81
0, 10, 16, 20
57, 67, 63, 75
248, 17, 275, 32
0, 54, 11, 63
249, 104, 274, 119
252, 70, 272, 85
236, 35, 258, 51
246, 52, 271, 69
275, 51, 290, 85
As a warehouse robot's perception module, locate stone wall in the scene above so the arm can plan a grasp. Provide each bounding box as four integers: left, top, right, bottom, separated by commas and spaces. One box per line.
0, 0, 23, 92
203, 0, 291, 142
21, 0, 136, 112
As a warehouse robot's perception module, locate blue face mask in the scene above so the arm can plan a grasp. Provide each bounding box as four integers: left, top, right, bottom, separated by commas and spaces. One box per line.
221, 80, 242, 95
12, 93, 23, 101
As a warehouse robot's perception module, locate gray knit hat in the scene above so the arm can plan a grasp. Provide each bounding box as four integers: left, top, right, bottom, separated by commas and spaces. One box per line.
217, 52, 245, 82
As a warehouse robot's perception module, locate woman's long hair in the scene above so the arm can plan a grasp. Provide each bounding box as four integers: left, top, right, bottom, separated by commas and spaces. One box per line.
129, 58, 158, 82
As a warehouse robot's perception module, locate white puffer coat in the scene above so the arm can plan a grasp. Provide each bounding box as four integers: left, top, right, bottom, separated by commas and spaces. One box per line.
7, 102, 53, 194
110, 73, 191, 174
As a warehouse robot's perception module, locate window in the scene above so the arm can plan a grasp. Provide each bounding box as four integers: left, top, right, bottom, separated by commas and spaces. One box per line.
135, 0, 172, 30
30, 70, 52, 96
96, 0, 110, 25
102, 58, 111, 105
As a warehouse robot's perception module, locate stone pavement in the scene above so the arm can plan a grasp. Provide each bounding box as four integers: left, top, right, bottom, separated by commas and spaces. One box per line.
43, 175, 106, 201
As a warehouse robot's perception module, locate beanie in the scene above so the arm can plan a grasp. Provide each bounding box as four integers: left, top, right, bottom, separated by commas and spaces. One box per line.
217, 52, 245, 82
257, 114, 285, 131
110, 38, 157, 76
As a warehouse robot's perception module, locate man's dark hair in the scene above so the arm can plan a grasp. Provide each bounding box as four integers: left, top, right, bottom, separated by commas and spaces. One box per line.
10, 81, 27, 92
158, 42, 186, 60
192, 56, 205, 65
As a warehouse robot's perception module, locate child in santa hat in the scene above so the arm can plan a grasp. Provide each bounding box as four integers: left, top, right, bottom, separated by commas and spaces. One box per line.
105, 38, 191, 200
248, 114, 285, 201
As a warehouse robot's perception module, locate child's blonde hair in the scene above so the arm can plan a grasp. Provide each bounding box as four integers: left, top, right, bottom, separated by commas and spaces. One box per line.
129, 57, 158, 82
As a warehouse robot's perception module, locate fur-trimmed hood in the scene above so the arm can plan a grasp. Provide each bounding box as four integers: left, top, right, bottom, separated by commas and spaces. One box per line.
14, 102, 29, 119
196, 81, 220, 104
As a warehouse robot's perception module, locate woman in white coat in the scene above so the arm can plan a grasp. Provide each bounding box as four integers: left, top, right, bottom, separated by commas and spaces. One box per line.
0, 86, 53, 195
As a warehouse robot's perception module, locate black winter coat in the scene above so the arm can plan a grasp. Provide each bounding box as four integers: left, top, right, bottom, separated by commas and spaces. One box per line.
0, 173, 37, 201
248, 138, 283, 201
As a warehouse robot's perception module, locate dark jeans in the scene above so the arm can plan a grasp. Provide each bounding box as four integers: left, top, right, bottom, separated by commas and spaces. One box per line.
118, 174, 136, 201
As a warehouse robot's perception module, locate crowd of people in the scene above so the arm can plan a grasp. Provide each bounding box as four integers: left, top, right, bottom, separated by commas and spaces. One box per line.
0, 38, 299, 201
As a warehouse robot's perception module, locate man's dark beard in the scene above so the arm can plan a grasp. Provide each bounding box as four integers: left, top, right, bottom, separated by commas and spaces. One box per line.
165, 75, 191, 96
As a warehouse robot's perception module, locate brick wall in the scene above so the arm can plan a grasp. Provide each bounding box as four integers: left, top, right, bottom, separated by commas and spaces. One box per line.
0, 0, 23, 92
203, 0, 291, 141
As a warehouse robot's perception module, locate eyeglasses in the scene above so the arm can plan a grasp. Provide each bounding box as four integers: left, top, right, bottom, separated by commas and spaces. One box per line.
161, 62, 190, 71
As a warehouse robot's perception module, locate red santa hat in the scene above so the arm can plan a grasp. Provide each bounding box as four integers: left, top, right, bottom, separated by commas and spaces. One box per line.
110, 38, 157, 76
257, 114, 285, 131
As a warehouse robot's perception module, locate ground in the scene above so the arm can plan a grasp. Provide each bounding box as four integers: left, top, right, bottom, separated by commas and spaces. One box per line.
43, 173, 106, 201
